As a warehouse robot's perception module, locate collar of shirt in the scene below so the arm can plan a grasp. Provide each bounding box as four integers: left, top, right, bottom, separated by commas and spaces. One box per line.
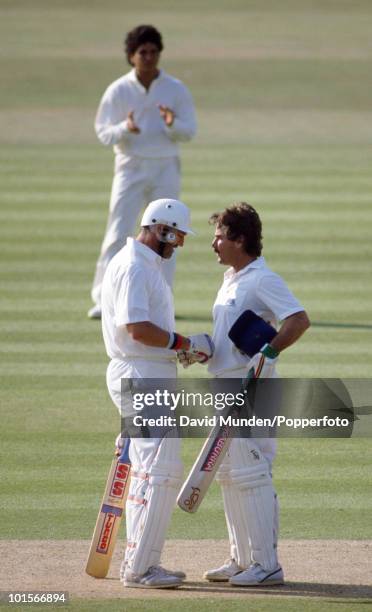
127, 237, 163, 267
128, 68, 164, 92
224, 255, 267, 280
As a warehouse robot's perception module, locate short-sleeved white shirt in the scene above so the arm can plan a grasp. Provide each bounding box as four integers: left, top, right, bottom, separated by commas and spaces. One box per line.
208, 256, 304, 376
101, 238, 175, 361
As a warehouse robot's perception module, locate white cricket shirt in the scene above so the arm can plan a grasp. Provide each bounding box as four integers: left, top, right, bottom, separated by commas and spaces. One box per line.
101, 238, 175, 361
95, 69, 196, 164
208, 256, 304, 376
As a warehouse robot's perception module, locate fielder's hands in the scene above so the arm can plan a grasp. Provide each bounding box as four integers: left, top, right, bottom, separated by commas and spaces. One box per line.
186, 333, 215, 364
246, 343, 279, 379
158, 104, 175, 126
126, 110, 140, 133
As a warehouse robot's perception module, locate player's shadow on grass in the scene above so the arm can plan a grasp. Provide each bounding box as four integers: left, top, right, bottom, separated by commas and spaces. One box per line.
177, 315, 372, 330
181, 581, 372, 599
312, 321, 372, 331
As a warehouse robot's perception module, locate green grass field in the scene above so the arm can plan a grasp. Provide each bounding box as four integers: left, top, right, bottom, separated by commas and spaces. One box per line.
1, 1, 372, 610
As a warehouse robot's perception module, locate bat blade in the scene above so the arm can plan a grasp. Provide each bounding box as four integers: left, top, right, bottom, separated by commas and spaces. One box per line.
177, 420, 232, 513
85, 440, 131, 578
177, 372, 255, 513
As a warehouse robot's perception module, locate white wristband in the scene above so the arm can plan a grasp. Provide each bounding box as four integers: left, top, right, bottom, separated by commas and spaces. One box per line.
166, 332, 175, 349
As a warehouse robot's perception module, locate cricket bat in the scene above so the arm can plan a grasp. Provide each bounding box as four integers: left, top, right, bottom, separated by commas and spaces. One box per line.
177, 417, 233, 513
177, 368, 257, 514
85, 439, 131, 578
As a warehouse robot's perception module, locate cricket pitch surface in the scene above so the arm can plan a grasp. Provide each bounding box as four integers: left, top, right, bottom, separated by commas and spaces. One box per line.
1, 540, 371, 601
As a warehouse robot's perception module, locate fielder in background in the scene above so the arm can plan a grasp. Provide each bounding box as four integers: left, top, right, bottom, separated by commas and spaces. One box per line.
181, 202, 310, 586
101, 198, 213, 589
88, 25, 197, 319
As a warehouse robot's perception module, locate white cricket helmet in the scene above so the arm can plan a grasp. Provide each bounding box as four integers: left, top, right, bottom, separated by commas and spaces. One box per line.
141, 198, 195, 235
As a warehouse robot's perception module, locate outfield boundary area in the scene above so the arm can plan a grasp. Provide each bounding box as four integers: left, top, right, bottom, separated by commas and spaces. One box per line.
1, 539, 371, 602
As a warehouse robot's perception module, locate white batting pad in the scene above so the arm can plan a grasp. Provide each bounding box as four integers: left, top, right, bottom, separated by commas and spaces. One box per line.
229, 439, 278, 571
125, 438, 163, 556
126, 434, 182, 575
217, 461, 251, 568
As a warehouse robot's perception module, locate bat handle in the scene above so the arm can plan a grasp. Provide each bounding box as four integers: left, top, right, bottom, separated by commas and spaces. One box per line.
118, 437, 131, 463
243, 367, 255, 387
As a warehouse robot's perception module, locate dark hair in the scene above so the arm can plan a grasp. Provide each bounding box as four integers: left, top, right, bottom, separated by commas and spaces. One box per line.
124, 25, 163, 65
209, 202, 263, 256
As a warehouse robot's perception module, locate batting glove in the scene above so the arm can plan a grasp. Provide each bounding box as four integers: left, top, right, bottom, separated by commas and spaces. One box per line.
177, 349, 211, 368
246, 343, 279, 379
187, 333, 215, 364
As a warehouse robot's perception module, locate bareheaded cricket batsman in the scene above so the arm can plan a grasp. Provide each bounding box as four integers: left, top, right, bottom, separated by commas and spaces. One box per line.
180, 202, 310, 586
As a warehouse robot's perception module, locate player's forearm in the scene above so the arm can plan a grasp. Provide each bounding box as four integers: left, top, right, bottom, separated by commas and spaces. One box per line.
270, 311, 310, 354
126, 321, 190, 350
126, 321, 169, 347
166, 118, 196, 142
95, 98, 130, 146
95, 121, 129, 146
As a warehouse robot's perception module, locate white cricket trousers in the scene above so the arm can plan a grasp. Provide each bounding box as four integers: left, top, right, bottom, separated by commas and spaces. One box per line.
91, 155, 180, 306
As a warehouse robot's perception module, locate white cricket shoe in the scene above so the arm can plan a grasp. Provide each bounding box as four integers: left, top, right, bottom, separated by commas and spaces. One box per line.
229, 563, 284, 587
123, 565, 183, 589
87, 305, 101, 320
204, 558, 243, 582
120, 561, 185, 582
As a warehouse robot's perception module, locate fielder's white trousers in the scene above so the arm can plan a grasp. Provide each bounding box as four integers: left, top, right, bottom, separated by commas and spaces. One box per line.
106, 357, 181, 575
91, 156, 180, 306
